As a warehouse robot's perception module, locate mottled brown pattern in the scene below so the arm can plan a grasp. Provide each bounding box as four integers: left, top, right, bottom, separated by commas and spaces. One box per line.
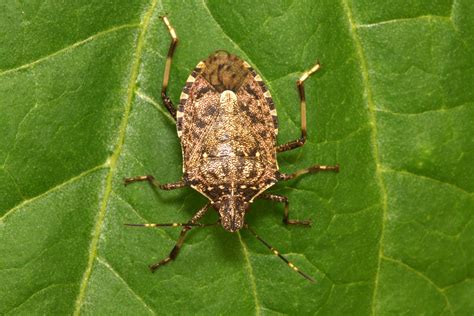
179, 51, 279, 231
125, 17, 339, 282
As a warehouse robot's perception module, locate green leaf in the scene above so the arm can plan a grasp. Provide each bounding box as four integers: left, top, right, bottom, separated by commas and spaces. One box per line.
1, 0, 472, 314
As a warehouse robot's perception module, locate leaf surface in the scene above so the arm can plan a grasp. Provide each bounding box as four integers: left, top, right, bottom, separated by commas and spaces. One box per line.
1, 0, 473, 315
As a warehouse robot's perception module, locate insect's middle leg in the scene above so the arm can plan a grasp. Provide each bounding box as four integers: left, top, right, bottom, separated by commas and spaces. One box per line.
277, 62, 321, 153
160, 16, 179, 120
124, 175, 186, 190
259, 193, 311, 226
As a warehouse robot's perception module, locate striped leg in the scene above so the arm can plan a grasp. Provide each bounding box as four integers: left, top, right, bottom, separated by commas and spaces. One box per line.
124, 175, 186, 191
125, 222, 215, 228
148, 203, 211, 271
277, 62, 321, 153
245, 225, 315, 282
279, 164, 339, 181
259, 193, 311, 226
160, 16, 178, 120
126, 203, 212, 271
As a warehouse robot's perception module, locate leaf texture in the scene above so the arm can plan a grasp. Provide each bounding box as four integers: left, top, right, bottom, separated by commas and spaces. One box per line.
1, 0, 472, 314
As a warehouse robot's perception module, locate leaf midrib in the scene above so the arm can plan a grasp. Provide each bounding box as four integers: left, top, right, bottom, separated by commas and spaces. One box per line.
72, 0, 159, 314
339, 0, 388, 314
340, 2, 458, 314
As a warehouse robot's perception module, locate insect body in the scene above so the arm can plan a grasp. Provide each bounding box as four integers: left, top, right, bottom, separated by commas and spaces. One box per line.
178, 51, 280, 233
125, 16, 339, 282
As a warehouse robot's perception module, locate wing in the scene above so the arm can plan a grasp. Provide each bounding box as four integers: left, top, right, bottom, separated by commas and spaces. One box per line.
235, 64, 278, 163
177, 62, 220, 172
178, 55, 279, 195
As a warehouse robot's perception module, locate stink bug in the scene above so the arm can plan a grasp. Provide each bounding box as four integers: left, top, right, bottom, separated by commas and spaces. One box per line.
125, 16, 339, 282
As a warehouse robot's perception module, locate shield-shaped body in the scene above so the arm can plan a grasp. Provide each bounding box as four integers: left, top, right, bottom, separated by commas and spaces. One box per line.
177, 51, 279, 231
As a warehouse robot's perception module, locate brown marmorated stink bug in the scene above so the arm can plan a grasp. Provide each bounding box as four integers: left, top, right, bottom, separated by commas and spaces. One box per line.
125, 16, 339, 282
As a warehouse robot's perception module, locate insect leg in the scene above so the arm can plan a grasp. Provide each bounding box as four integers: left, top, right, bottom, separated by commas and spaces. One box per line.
279, 164, 339, 181
160, 16, 179, 120
276, 62, 321, 153
245, 225, 315, 282
258, 193, 311, 226
124, 175, 186, 190
125, 222, 216, 228
148, 203, 212, 271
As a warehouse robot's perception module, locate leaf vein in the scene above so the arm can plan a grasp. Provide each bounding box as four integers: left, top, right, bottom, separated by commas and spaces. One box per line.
380, 167, 472, 195
314, 284, 334, 315
0, 23, 140, 77
0, 163, 107, 222
72, 1, 158, 314
375, 101, 472, 116
2, 167, 26, 201
112, 190, 175, 242
340, 1, 389, 315
382, 255, 454, 314
135, 89, 175, 123
356, 15, 451, 29
442, 277, 474, 291
2, 93, 40, 169
96, 256, 155, 315
7, 283, 75, 315
237, 232, 261, 316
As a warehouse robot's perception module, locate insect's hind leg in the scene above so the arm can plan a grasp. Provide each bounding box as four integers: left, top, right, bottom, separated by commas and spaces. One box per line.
259, 193, 311, 226
279, 164, 339, 181
124, 175, 186, 190
148, 203, 212, 271
160, 16, 179, 120
245, 225, 315, 282
276, 62, 321, 153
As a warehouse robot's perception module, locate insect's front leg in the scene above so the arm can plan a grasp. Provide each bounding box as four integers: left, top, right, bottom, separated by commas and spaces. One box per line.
277, 62, 321, 153
160, 16, 179, 120
124, 175, 186, 190
259, 193, 311, 226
